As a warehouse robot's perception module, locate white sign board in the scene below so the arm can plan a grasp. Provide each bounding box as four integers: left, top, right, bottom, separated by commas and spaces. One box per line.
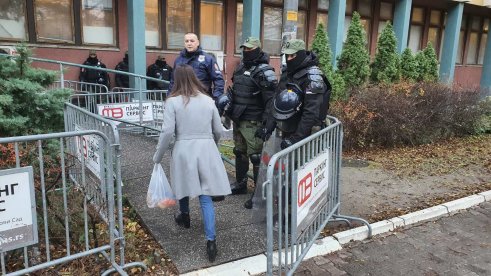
295, 151, 330, 235
0, 167, 38, 252
97, 102, 154, 123
74, 125, 102, 178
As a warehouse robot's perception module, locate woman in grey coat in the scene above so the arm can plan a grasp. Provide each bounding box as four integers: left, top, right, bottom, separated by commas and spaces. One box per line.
153, 64, 231, 262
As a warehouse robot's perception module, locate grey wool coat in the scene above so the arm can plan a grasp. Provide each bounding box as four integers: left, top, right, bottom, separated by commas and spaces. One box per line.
152, 93, 231, 200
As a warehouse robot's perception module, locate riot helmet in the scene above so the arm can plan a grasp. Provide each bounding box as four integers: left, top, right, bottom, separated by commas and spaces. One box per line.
273, 83, 303, 121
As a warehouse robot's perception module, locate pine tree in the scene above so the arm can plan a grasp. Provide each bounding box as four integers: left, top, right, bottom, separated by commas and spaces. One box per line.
0, 44, 71, 137
371, 22, 400, 83
311, 23, 333, 76
311, 23, 347, 101
400, 48, 419, 82
422, 42, 439, 82
337, 12, 371, 88
415, 51, 426, 82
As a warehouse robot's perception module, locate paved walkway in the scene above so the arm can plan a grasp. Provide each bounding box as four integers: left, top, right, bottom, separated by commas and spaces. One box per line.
294, 202, 491, 276
119, 131, 266, 273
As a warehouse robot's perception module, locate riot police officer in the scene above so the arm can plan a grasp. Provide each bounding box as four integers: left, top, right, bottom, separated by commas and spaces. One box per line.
115, 51, 129, 88
228, 37, 278, 204
79, 50, 109, 88
273, 39, 331, 149
170, 33, 224, 100
147, 55, 172, 90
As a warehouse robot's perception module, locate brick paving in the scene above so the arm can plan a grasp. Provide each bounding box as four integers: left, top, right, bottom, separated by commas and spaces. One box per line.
294, 202, 491, 276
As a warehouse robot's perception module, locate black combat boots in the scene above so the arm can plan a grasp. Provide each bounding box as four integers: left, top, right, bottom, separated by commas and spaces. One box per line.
206, 240, 217, 262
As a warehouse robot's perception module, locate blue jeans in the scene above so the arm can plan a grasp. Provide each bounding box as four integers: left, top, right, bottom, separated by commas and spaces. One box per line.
179, 195, 216, 241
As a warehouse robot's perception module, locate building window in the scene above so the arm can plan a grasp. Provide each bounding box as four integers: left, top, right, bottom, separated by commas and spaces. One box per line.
200, 0, 224, 51
145, 0, 160, 47
0, 0, 27, 40
235, 2, 244, 53
427, 10, 443, 58
166, 0, 193, 49
466, 16, 483, 65
1, 0, 117, 46
478, 19, 489, 65
263, 6, 283, 55
408, 7, 424, 52
35, 0, 74, 43
297, 10, 307, 43
316, 0, 328, 29
81, 0, 115, 45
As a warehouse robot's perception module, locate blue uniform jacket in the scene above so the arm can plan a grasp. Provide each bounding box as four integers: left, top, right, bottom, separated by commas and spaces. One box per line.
169, 47, 224, 100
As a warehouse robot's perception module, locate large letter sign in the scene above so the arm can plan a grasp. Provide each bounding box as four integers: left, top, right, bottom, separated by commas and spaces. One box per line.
295, 151, 330, 236
0, 167, 38, 251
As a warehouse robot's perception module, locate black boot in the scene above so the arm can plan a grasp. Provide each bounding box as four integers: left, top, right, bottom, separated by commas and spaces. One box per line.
206, 240, 217, 262
231, 179, 248, 195
174, 213, 190, 229
230, 152, 249, 195
211, 196, 225, 202
243, 155, 260, 209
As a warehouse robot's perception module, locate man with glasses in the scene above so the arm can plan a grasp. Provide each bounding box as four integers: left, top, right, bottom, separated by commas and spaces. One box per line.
228, 37, 278, 209
147, 55, 172, 91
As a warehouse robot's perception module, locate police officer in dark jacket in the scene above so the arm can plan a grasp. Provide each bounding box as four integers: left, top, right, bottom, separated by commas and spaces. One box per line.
228, 37, 277, 201
272, 39, 331, 149
147, 55, 172, 90
169, 33, 224, 100
79, 50, 109, 88
115, 51, 129, 88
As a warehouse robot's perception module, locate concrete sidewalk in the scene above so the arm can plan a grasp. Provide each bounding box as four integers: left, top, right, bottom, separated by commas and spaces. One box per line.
293, 201, 491, 276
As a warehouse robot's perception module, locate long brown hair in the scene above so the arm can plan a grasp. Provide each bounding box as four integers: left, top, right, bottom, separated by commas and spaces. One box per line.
169, 64, 206, 105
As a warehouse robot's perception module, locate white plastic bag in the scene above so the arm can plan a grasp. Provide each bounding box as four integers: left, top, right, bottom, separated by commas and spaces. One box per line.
147, 164, 177, 209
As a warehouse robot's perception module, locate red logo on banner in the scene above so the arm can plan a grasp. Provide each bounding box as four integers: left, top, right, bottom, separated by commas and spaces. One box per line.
101, 107, 123, 118
298, 172, 312, 207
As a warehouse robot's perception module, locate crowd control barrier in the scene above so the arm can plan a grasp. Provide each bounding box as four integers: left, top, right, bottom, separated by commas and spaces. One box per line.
261, 116, 371, 275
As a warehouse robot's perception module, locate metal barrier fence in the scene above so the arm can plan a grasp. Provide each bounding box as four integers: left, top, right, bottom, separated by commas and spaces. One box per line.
49, 80, 109, 94
262, 116, 371, 275
68, 88, 168, 132
0, 130, 144, 275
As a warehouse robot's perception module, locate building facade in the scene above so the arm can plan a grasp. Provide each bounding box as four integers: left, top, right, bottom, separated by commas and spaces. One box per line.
0, 0, 490, 89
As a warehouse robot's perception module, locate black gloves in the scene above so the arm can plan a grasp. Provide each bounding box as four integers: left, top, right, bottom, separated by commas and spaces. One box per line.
255, 127, 271, 142
280, 138, 296, 149
255, 119, 276, 142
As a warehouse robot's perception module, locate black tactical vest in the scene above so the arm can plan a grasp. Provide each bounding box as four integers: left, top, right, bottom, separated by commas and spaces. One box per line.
231, 65, 267, 121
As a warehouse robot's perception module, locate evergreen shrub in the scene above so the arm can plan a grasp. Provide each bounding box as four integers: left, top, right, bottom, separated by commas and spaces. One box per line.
371, 22, 400, 83
337, 12, 370, 89
311, 23, 347, 101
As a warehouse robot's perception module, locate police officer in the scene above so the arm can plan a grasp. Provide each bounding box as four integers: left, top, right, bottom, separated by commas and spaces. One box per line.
228, 37, 278, 206
115, 51, 129, 88
169, 32, 224, 100
79, 50, 109, 88
147, 55, 172, 90
273, 39, 331, 149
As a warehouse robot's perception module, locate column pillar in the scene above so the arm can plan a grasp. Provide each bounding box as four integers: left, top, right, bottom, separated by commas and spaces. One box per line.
242, 0, 262, 40
393, 0, 412, 54
328, 0, 346, 67
127, 0, 146, 89
439, 3, 464, 84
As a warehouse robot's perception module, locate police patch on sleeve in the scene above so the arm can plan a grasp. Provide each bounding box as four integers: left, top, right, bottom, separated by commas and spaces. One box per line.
198, 55, 205, 62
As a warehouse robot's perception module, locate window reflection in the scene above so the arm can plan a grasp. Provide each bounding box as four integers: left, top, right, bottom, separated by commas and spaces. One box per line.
167, 0, 193, 49
81, 0, 115, 45
200, 0, 224, 51
35, 0, 74, 43
0, 0, 27, 40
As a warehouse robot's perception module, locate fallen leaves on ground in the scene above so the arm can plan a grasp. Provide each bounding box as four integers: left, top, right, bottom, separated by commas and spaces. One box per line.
345, 134, 491, 178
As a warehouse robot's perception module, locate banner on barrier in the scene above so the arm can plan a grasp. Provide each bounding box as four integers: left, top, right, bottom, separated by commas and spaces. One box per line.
0, 167, 38, 252
98, 102, 153, 123
295, 150, 330, 236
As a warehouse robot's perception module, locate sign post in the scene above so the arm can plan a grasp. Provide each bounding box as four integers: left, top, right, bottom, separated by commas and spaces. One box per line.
0, 167, 38, 252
